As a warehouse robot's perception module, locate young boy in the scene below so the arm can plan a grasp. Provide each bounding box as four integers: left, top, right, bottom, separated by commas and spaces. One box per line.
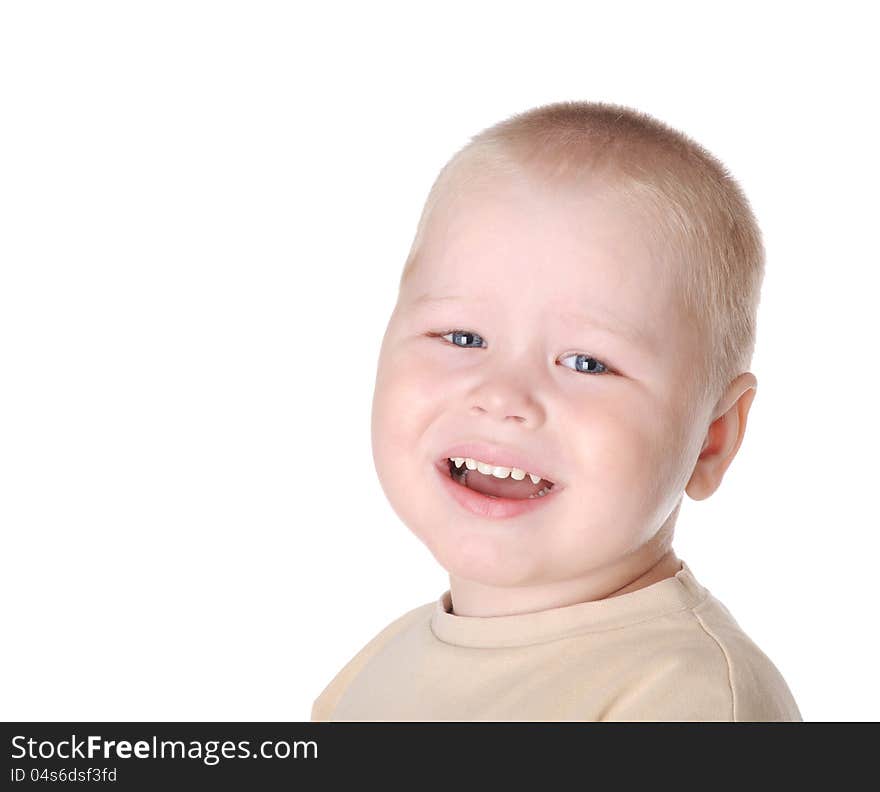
311, 101, 802, 721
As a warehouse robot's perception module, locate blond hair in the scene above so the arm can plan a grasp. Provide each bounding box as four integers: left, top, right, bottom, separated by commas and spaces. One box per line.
398, 100, 765, 412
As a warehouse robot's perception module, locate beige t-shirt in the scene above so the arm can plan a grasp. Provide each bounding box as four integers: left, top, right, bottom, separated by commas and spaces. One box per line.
311, 560, 802, 721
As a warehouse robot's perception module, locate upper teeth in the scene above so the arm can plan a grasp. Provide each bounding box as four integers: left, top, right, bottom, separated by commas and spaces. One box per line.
449, 457, 544, 485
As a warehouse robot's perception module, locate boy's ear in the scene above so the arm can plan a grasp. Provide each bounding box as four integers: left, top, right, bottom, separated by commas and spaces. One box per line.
685, 372, 758, 502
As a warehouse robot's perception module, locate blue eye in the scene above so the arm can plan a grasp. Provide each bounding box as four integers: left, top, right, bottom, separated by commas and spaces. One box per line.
440, 329, 484, 348
431, 330, 611, 375
559, 352, 609, 375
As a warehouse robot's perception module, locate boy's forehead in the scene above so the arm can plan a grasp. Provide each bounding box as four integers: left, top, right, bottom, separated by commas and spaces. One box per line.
411, 176, 674, 317
427, 172, 663, 271
399, 173, 699, 369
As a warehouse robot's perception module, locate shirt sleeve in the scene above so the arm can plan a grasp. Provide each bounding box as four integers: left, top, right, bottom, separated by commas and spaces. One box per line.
600, 607, 802, 722
310, 604, 430, 721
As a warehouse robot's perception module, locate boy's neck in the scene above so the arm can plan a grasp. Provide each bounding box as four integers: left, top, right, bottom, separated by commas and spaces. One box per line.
447, 547, 682, 618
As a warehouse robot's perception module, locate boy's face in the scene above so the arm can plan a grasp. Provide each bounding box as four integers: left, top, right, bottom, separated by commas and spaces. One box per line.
371, 170, 706, 591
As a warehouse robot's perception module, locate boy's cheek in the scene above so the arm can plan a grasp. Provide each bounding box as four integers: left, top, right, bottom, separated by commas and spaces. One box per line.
375, 352, 451, 432
371, 368, 436, 480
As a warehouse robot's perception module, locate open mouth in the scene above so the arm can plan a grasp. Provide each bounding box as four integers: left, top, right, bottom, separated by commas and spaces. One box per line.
436, 456, 557, 500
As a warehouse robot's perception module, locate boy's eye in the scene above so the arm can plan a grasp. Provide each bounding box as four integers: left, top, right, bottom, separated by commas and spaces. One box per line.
429, 329, 612, 376
437, 329, 485, 349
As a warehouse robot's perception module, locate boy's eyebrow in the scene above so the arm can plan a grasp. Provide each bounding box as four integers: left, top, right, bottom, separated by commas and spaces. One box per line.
410, 292, 655, 351
412, 293, 485, 305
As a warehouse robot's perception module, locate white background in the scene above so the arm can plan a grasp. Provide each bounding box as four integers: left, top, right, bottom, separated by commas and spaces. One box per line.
1, 1, 877, 722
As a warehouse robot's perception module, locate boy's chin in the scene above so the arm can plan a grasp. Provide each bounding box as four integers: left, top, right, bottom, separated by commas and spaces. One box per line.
422, 538, 551, 589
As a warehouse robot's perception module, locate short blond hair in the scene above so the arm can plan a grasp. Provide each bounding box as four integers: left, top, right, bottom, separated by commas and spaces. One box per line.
398, 100, 766, 411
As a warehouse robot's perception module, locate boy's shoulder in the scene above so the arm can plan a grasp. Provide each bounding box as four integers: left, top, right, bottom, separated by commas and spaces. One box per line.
688, 594, 802, 722
602, 592, 801, 721
310, 600, 433, 722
